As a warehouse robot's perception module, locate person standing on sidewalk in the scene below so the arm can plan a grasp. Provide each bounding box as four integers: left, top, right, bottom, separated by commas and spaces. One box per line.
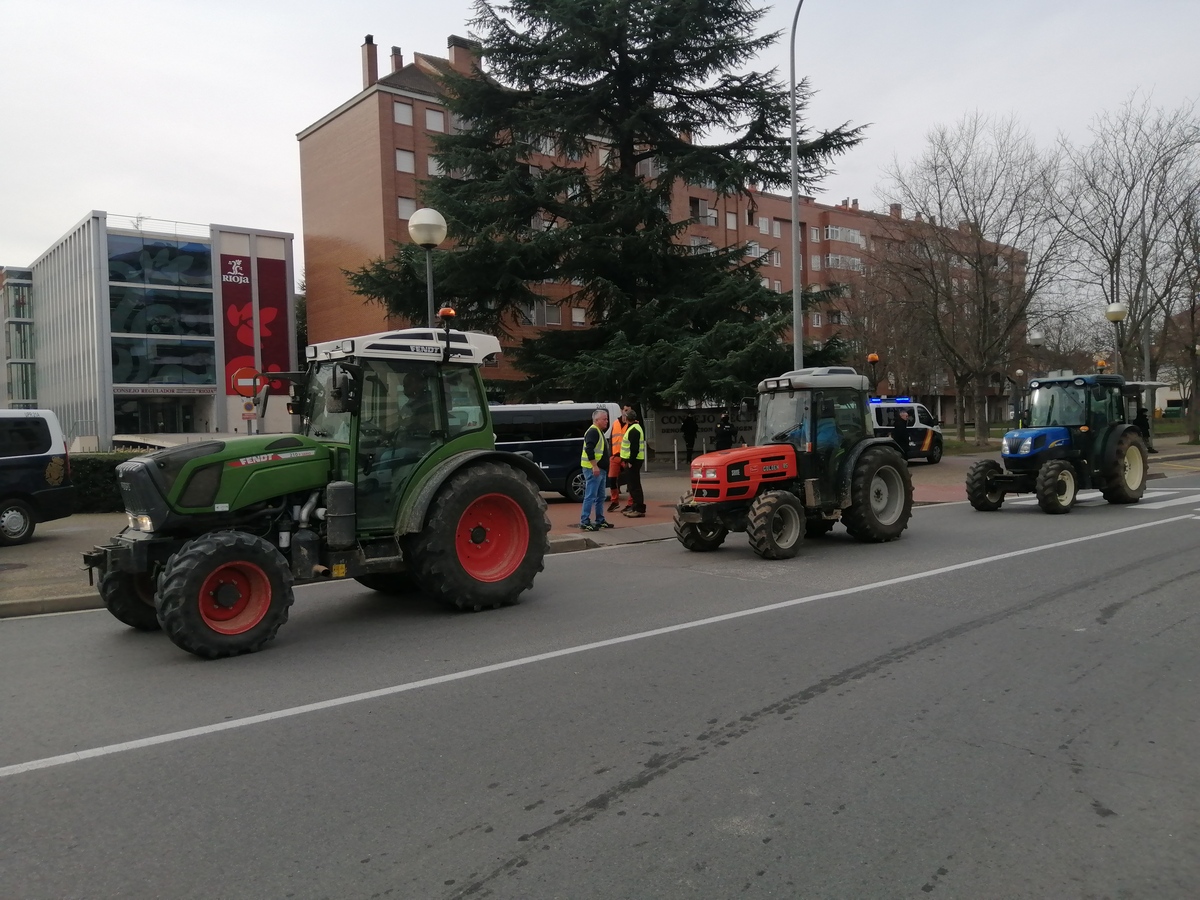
620, 410, 647, 518
892, 409, 910, 459
607, 403, 631, 512
681, 413, 698, 462
714, 412, 737, 451
580, 408, 614, 531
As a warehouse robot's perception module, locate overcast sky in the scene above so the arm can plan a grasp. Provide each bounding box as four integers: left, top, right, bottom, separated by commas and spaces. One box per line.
2, 0, 1196, 285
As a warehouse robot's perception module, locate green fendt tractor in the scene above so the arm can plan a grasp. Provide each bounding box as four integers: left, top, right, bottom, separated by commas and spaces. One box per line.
85, 319, 551, 659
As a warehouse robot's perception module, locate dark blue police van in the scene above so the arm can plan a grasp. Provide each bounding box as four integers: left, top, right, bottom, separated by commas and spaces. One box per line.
1, 409, 75, 545
491, 402, 621, 501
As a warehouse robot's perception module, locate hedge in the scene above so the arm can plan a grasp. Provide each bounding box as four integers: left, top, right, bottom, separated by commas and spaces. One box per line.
70, 452, 143, 513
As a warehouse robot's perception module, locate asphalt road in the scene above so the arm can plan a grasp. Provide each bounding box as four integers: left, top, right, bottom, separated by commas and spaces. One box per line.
3, 476, 1200, 899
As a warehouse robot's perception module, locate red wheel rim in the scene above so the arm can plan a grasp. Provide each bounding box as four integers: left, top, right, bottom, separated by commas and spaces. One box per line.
455, 492, 529, 583
198, 561, 272, 634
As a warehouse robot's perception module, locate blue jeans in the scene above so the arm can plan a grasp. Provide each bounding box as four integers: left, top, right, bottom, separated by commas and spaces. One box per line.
581, 467, 607, 525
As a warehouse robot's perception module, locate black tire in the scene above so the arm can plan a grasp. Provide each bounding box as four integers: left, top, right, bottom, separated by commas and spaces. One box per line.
805, 518, 836, 538
1101, 430, 1148, 504
156, 531, 295, 659
1036, 459, 1077, 514
99, 570, 161, 631
966, 459, 1005, 511
673, 518, 728, 552
843, 447, 913, 542
354, 573, 417, 595
562, 467, 586, 502
746, 491, 805, 560
0, 498, 36, 546
927, 439, 943, 464
408, 461, 550, 611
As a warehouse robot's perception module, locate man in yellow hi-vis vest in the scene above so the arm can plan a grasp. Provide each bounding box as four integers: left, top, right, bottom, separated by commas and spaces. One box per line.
579, 408, 614, 531
620, 409, 647, 517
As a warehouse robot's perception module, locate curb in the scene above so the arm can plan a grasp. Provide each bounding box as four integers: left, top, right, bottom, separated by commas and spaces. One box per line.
0, 593, 103, 619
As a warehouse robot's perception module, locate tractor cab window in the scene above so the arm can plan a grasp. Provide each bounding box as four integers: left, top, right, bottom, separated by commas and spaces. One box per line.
441, 365, 486, 438
1028, 383, 1086, 428
756, 389, 813, 447
302, 362, 352, 442
1088, 384, 1120, 432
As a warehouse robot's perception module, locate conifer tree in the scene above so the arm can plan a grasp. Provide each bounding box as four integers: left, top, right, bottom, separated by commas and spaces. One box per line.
348, 0, 861, 405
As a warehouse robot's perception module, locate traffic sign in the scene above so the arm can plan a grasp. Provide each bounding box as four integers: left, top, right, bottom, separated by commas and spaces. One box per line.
232, 366, 264, 398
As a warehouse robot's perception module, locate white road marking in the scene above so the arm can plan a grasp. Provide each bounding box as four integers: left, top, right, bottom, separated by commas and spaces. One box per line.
1133, 494, 1200, 510
0, 514, 1194, 781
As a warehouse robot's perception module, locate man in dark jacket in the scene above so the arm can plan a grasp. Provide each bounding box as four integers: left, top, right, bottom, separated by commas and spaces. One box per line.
714, 412, 737, 451
681, 413, 699, 462
892, 409, 910, 459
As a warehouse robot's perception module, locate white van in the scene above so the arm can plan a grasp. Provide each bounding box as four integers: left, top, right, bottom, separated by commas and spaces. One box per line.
869, 398, 944, 463
0, 409, 76, 545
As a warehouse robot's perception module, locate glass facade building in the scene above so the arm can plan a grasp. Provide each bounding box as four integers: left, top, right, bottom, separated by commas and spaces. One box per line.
8, 212, 295, 449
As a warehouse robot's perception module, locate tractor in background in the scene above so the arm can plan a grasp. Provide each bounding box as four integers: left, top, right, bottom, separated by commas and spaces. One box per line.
966, 374, 1147, 514
674, 367, 913, 559
86, 315, 551, 659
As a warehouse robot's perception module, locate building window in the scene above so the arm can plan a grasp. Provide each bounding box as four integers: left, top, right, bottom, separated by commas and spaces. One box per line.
810, 255, 821, 271
810, 226, 820, 242
394, 102, 413, 125
811, 312, 822, 327
426, 109, 445, 132
829, 310, 844, 325
398, 197, 416, 219
759, 216, 769, 234
726, 211, 737, 230
428, 156, 444, 177
396, 149, 415, 173
772, 220, 782, 238
109, 286, 215, 337
768, 249, 781, 267
773, 280, 782, 292
688, 197, 716, 226
107, 234, 213, 289
571, 307, 586, 325
761, 277, 771, 288
544, 303, 562, 326
746, 208, 755, 226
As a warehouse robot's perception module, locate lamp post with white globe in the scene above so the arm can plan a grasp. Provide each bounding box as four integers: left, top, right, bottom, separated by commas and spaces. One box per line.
1105, 301, 1128, 375
1027, 328, 1045, 377
407, 208, 448, 327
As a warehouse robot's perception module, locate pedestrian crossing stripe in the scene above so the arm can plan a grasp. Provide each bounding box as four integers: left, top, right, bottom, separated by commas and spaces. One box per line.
1003, 489, 1200, 512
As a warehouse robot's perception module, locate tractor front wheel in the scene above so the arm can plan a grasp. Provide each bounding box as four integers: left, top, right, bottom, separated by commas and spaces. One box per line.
156, 531, 294, 659
408, 462, 550, 611
99, 570, 161, 632
1101, 430, 1148, 504
1036, 460, 1077, 514
673, 519, 728, 552
966, 459, 1005, 511
746, 491, 804, 559
843, 447, 913, 542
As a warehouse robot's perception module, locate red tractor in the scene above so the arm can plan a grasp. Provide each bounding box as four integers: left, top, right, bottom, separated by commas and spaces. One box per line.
674, 368, 914, 558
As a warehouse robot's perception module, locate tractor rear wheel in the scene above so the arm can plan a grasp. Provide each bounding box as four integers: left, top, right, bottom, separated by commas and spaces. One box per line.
966, 459, 1005, 511
746, 491, 804, 559
408, 461, 550, 611
843, 447, 913, 542
99, 570, 161, 632
673, 519, 728, 552
1101, 430, 1148, 504
354, 573, 417, 595
1036, 459, 1077, 514
156, 531, 295, 659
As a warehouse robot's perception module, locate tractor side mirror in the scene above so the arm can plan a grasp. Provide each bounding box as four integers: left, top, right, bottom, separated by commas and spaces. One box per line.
326, 363, 361, 414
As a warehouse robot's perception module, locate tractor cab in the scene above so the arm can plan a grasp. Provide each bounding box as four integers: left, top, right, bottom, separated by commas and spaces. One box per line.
1002, 375, 1129, 472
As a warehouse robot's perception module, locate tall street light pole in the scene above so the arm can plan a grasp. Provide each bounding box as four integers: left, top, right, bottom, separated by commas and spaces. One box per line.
408, 208, 448, 327
788, 0, 807, 372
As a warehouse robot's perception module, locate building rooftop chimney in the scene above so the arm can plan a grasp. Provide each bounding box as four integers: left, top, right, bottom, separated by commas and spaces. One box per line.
390, 46, 404, 73
889, 203, 902, 219
851, 198, 859, 210
362, 35, 378, 89
447, 34, 481, 74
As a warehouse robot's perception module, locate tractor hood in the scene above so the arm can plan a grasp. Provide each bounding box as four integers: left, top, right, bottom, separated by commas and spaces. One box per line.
689, 446, 771, 475
116, 434, 332, 534
1000, 427, 1071, 458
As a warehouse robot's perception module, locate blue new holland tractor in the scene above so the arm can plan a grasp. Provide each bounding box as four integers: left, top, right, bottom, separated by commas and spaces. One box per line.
965, 374, 1148, 514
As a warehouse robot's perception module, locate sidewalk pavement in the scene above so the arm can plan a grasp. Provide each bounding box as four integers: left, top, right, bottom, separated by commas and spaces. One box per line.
4, 437, 1198, 619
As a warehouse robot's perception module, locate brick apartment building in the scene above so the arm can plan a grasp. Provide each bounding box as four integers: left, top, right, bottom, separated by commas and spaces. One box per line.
297, 34, 1012, 423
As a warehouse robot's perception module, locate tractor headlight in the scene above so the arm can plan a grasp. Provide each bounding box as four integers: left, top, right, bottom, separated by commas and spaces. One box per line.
690, 466, 702, 480
1018, 437, 1032, 454
1001, 437, 1011, 453
126, 513, 154, 532
703, 467, 718, 479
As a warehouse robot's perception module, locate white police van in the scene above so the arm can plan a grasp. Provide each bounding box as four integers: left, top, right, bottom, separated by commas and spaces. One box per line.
0, 409, 76, 545
869, 397, 944, 463
490, 402, 623, 501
